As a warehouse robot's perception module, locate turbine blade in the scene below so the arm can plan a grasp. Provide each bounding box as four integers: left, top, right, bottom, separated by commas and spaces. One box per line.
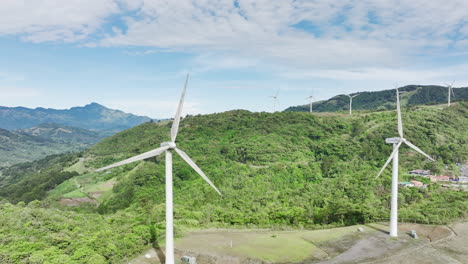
174, 148, 222, 195
95, 145, 170, 172
376, 141, 403, 178
403, 141, 435, 161
451, 87, 455, 97
171, 74, 189, 142
275, 88, 280, 97
396, 88, 403, 137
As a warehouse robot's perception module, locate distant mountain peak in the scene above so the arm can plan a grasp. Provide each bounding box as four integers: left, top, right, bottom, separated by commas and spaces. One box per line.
0, 103, 153, 131
84, 102, 106, 108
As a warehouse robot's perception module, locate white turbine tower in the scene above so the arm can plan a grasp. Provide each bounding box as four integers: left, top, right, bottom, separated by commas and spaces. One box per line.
306, 95, 315, 113
375, 88, 434, 237
96, 74, 221, 264
445, 81, 455, 106
346, 94, 359, 115
270, 89, 280, 112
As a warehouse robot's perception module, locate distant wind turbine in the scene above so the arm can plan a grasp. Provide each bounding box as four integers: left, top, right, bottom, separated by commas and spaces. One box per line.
270, 89, 280, 112
96, 74, 222, 264
346, 94, 360, 115
306, 95, 315, 113
375, 88, 434, 237
444, 81, 455, 106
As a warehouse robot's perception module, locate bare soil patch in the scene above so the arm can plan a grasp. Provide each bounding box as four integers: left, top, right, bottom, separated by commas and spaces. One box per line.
59, 197, 98, 207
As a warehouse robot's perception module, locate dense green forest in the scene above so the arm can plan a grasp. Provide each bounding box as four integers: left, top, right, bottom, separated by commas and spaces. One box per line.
285, 85, 468, 112
0, 102, 467, 263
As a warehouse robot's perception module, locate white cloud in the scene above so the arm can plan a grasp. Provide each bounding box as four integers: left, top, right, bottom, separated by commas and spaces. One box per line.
0, 0, 119, 42
2, 0, 468, 67
90, 0, 468, 72
2, 0, 468, 105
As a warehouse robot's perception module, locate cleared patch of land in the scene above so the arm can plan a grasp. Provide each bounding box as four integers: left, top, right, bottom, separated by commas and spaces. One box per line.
366, 222, 468, 264
130, 222, 463, 264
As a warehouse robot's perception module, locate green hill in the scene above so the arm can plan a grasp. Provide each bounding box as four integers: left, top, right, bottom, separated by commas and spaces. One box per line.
0, 102, 467, 263
285, 85, 468, 113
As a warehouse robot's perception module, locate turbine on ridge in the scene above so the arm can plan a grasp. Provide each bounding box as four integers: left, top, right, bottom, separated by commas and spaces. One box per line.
444, 81, 455, 106
270, 88, 280, 112
375, 87, 434, 237
306, 95, 315, 113
96, 74, 221, 264
346, 93, 360, 115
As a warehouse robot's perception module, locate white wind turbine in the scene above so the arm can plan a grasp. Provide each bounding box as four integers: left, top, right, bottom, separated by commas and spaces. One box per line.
96, 74, 221, 264
375, 88, 434, 237
306, 95, 315, 113
270, 89, 280, 112
444, 81, 455, 106
346, 94, 360, 115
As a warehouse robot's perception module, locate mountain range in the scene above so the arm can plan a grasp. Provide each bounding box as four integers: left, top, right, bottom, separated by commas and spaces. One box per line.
285, 85, 468, 113
0, 103, 154, 167
0, 102, 152, 133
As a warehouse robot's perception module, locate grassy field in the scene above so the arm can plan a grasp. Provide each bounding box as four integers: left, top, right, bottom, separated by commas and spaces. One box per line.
174, 225, 373, 263
62, 189, 88, 198
63, 157, 88, 174
130, 223, 456, 264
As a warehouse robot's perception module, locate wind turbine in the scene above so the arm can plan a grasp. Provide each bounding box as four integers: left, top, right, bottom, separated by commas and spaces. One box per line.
444, 81, 455, 106
375, 88, 434, 237
95, 74, 222, 264
306, 95, 315, 113
346, 94, 359, 115
270, 89, 280, 112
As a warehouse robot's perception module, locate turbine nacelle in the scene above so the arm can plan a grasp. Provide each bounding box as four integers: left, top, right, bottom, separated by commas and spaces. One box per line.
161, 142, 176, 149
385, 137, 405, 144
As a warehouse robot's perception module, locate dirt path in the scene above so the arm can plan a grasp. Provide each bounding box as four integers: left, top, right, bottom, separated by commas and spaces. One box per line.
365, 222, 468, 264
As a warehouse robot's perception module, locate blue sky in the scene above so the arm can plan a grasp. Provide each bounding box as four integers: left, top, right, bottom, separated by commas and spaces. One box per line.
1, 0, 468, 118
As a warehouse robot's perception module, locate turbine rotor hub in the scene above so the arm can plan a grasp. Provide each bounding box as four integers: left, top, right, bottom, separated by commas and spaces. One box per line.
161, 142, 176, 149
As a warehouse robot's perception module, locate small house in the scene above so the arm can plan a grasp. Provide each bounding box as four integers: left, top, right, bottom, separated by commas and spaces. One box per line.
410, 180, 424, 187
399, 181, 415, 187
435, 176, 450, 182
428, 175, 438, 182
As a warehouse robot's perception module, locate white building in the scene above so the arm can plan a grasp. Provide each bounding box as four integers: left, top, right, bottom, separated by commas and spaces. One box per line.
459, 176, 468, 183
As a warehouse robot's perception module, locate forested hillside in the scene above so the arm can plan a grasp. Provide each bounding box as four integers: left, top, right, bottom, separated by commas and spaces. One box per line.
0, 102, 467, 263
0, 124, 104, 167
285, 85, 468, 112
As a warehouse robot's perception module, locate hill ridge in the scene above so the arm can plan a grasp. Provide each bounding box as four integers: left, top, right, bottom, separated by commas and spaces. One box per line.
285, 85, 468, 113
